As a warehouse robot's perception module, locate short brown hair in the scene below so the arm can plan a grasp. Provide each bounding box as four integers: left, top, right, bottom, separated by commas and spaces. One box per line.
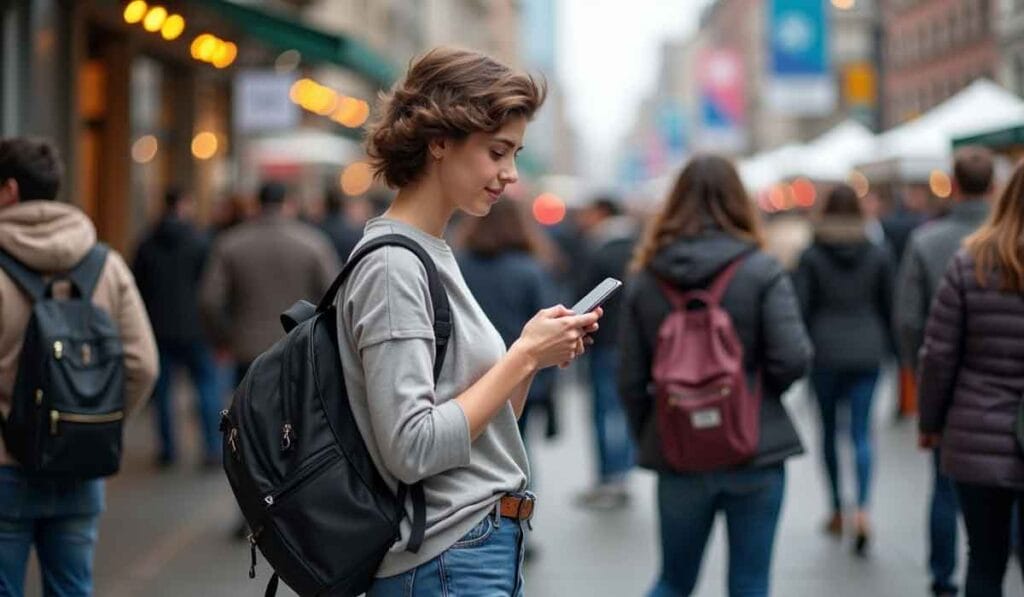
365, 47, 546, 189
630, 154, 764, 272
821, 183, 862, 218
953, 145, 994, 196
0, 137, 63, 200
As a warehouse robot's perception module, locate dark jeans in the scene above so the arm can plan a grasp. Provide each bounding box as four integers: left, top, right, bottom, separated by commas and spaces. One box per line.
956, 482, 1024, 597
0, 467, 103, 596
930, 448, 960, 594
650, 465, 786, 597
587, 346, 634, 483
152, 339, 221, 462
810, 368, 878, 510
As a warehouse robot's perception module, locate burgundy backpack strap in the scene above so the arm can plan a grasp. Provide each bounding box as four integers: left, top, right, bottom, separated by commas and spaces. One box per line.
707, 256, 747, 304
655, 278, 688, 311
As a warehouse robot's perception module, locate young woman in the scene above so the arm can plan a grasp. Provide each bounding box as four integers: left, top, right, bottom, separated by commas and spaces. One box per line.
795, 184, 896, 554
335, 47, 600, 596
618, 155, 812, 597
919, 161, 1024, 597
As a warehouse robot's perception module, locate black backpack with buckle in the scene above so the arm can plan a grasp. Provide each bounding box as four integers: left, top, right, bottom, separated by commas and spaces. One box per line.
0, 244, 126, 479
220, 234, 450, 596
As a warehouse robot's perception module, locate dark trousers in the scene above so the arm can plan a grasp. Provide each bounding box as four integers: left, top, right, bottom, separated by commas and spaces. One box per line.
956, 481, 1024, 597
152, 339, 221, 462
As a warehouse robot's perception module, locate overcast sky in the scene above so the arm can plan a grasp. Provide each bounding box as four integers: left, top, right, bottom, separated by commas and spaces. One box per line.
557, 1, 709, 187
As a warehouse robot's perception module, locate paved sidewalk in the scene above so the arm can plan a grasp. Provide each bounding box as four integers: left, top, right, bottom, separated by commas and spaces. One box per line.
20, 370, 1023, 596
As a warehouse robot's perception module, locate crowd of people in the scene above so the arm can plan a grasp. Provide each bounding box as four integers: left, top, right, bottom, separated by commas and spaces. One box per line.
0, 46, 1022, 597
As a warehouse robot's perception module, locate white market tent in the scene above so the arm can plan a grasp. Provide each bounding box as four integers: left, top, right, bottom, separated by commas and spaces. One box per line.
738, 119, 874, 191
861, 79, 1024, 182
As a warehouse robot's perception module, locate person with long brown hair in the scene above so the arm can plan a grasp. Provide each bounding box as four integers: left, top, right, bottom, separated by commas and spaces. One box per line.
918, 159, 1024, 597
795, 183, 896, 554
619, 154, 812, 596
456, 199, 559, 452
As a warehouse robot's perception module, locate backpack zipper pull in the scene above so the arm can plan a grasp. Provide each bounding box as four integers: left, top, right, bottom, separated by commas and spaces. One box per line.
280, 423, 294, 451
248, 527, 261, 579
50, 410, 59, 435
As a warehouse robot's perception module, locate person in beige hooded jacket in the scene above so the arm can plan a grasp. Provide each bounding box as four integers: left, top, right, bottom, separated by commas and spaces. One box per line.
0, 137, 158, 596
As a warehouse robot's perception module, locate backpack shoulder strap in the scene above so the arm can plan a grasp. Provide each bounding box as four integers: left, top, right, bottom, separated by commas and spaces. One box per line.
0, 249, 45, 301
67, 244, 110, 300
317, 233, 449, 555
707, 256, 747, 304
318, 233, 451, 381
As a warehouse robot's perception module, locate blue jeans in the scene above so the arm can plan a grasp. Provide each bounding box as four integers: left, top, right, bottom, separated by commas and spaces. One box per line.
930, 448, 959, 594
367, 510, 526, 596
0, 466, 103, 596
650, 465, 785, 597
152, 339, 221, 462
588, 346, 634, 483
810, 368, 878, 510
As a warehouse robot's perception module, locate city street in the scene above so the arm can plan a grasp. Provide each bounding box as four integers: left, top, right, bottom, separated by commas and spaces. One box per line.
21, 369, 1024, 596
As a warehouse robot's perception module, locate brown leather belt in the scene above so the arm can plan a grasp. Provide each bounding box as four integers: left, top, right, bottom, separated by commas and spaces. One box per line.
498, 493, 536, 521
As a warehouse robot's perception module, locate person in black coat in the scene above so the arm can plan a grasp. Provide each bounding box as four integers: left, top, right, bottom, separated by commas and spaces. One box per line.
132, 188, 219, 468
619, 155, 812, 597
795, 183, 896, 555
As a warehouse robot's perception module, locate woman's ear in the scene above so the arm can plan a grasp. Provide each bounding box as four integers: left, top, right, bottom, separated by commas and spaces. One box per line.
427, 138, 448, 162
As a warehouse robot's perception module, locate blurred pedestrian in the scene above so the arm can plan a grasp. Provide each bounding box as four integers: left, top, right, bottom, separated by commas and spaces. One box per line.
348, 47, 598, 596
0, 137, 159, 595
917, 157, 1024, 597
133, 188, 220, 470
199, 181, 339, 385
795, 184, 896, 555
319, 186, 363, 263
895, 146, 994, 597
457, 199, 559, 451
619, 155, 812, 597
573, 196, 638, 510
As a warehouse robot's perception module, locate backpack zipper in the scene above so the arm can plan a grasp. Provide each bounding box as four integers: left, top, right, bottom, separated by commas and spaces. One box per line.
668, 386, 731, 407
50, 410, 124, 435
264, 447, 340, 507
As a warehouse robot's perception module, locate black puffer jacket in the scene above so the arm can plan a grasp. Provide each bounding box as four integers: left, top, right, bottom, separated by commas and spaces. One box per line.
795, 220, 896, 370
919, 250, 1024, 490
132, 216, 210, 344
618, 231, 813, 472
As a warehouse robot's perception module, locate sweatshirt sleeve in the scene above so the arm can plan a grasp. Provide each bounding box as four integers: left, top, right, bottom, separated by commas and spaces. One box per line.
341, 247, 470, 484
108, 251, 159, 415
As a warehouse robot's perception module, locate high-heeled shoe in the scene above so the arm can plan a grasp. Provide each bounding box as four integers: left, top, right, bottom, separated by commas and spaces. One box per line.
852, 511, 871, 556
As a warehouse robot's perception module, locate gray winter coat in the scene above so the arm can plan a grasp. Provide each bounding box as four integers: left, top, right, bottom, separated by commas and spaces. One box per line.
618, 231, 813, 472
894, 199, 990, 368
918, 250, 1024, 490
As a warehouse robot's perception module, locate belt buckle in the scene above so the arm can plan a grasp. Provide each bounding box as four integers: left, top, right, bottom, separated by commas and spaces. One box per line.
513, 490, 536, 522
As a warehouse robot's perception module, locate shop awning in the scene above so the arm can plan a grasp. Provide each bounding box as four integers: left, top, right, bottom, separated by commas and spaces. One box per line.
192, 0, 398, 88
953, 124, 1024, 151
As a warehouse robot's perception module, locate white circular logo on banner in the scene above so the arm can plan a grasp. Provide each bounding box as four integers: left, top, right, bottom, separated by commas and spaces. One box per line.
777, 12, 813, 53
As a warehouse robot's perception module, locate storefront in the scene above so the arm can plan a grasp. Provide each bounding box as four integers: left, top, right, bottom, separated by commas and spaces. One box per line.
1, 0, 395, 253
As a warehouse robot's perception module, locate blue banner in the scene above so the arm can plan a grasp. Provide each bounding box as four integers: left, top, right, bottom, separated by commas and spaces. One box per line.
769, 0, 828, 76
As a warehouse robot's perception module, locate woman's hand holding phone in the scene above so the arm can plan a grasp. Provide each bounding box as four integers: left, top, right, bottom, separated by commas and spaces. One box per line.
511, 305, 602, 370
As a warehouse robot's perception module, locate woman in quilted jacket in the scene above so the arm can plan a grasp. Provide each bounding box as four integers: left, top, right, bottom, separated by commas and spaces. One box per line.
918, 160, 1024, 597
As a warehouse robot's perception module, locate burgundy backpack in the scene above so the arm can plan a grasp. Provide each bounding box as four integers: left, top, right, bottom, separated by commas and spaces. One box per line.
653, 258, 761, 472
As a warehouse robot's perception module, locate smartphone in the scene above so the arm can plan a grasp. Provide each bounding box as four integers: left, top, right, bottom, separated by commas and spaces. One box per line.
570, 277, 623, 315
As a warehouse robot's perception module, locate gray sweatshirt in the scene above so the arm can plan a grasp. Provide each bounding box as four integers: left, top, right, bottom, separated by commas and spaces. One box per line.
335, 217, 529, 577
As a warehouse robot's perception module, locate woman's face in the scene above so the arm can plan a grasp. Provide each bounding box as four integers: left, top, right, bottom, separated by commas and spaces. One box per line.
433, 116, 526, 217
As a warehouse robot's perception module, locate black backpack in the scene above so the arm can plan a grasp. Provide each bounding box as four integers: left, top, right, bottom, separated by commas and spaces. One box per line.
0, 244, 126, 479
220, 234, 451, 597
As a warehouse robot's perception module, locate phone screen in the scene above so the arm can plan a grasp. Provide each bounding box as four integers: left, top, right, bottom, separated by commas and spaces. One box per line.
571, 278, 622, 314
